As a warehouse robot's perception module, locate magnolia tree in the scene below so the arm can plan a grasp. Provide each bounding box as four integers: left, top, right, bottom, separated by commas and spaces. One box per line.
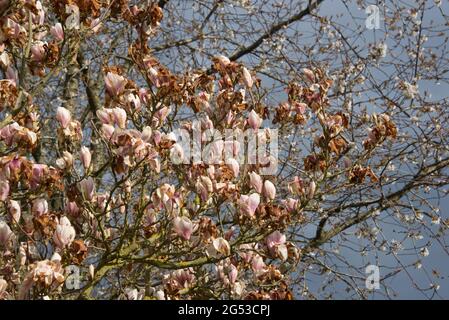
0, 0, 448, 300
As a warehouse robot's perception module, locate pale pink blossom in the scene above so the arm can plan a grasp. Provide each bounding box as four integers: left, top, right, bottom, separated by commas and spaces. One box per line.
56, 107, 72, 128
105, 72, 126, 97
0, 221, 13, 247
238, 193, 260, 218
247, 110, 262, 130
32, 198, 48, 217
242, 67, 253, 88
53, 216, 76, 249
80, 146, 92, 170
112, 107, 127, 128
251, 255, 266, 274
80, 177, 95, 201
249, 172, 262, 193
266, 231, 288, 261
227, 158, 240, 178
307, 180, 316, 199
282, 198, 298, 213
65, 201, 80, 218
30, 41, 46, 62
50, 23, 64, 41
173, 216, 194, 240
8, 200, 21, 222
263, 180, 276, 200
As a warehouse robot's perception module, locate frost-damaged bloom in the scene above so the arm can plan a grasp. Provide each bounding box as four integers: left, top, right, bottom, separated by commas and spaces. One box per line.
56, 107, 71, 128
105, 72, 126, 97
53, 216, 75, 249
31, 198, 48, 217
238, 193, 260, 218
263, 180, 276, 200
266, 231, 288, 261
173, 216, 194, 240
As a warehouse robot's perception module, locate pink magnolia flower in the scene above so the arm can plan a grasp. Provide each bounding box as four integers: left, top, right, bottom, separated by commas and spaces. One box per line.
30, 41, 46, 62
249, 171, 262, 193
65, 201, 80, 218
263, 180, 276, 200
112, 107, 127, 129
226, 158, 240, 178
282, 198, 298, 213
173, 216, 194, 240
228, 264, 238, 284
32, 198, 48, 216
195, 176, 213, 202
80, 177, 95, 201
101, 124, 115, 140
18, 259, 64, 299
6, 66, 18, 84
8, 200, 21, 222
266, 231, 288, 261
105, 72, 126, 97
242, 67, 253, 88
80, 146, 92, 170
0, 221, 13, 247
148, 67, 160, 88
56, 107, 71, 128
307, 180, 316, 199
0, 180, 9, 201
50, 23, 64, 41
171, 269, 196, 289
238, 193, 260, 218
251, 255, 266, 274
53, 216, 76, 249
247, 110, 262, 130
